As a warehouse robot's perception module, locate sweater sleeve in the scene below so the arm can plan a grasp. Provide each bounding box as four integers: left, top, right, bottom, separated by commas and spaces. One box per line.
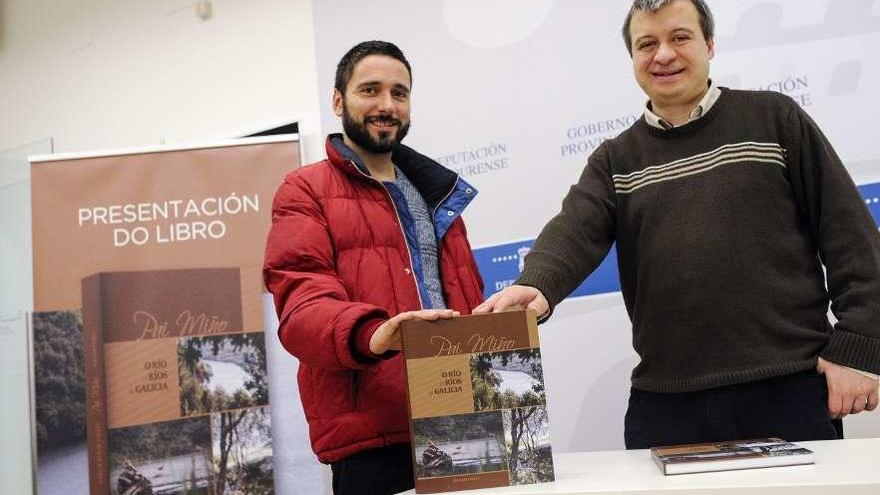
263, 173, 389, 371
516, 143, 617, 316
784, 101, 880, 374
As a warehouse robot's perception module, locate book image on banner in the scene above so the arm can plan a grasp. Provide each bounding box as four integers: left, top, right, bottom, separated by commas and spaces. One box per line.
651, 438, 815, 475
401, 310, 555, 493
81, 268, 273, 495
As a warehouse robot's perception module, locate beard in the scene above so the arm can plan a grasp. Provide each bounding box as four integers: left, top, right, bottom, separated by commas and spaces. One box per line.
342, 104, 410, 153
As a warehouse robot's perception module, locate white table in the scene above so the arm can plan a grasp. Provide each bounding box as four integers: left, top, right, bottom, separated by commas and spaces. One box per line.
399, 438, 880, 494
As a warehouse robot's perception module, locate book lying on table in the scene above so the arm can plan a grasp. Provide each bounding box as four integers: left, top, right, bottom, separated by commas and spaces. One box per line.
651, 438, 814, 475
400, 310, 555, 494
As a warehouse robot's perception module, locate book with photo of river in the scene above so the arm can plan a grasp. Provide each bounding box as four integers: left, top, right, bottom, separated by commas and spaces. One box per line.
81, 268, 273, 495
401, 310, 555, 494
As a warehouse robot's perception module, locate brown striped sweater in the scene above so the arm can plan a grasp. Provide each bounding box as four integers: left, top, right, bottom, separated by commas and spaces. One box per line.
518, 88, 880, 393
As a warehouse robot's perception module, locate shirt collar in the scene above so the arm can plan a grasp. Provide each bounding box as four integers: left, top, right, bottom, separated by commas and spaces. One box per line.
644, 80, 720, 130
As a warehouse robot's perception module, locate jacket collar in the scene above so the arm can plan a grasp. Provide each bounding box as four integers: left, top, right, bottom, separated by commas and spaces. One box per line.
325, 133, 461, 210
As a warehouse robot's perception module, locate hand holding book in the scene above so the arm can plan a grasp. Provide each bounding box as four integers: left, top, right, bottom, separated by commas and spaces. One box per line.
473, 284, 549, 317
369, 309, 460, 354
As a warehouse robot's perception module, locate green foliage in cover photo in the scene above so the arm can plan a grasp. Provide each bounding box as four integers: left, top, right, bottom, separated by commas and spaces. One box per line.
211, 406, 273, 495
33, 310, 86, 451
470, 348, 545, 412
504, 406, 554, 485
177, 332, 269, 417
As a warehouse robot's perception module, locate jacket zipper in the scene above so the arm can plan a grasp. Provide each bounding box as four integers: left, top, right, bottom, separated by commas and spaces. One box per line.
432, 175, 460, 221
349, 160, 425, 310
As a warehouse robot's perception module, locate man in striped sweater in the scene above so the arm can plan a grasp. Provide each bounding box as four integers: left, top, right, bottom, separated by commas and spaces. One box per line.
476, 0, 880, 448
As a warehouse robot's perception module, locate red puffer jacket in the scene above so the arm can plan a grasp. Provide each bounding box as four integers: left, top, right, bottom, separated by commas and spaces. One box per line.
264, 135, 484, 463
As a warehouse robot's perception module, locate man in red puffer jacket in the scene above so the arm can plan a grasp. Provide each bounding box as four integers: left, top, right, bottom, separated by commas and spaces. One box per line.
263, 40, 484, 495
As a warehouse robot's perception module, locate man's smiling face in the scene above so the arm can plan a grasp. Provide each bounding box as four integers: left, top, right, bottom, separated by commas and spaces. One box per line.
333, 54, 411, 154
629, 0, 714, 113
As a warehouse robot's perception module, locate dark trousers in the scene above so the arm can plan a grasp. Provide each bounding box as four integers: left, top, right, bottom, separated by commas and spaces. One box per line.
624, 370, 843, 449
331, 443, 414, 495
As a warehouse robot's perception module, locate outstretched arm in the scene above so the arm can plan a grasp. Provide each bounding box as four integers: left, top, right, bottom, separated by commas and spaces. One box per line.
475, 144, 617, 321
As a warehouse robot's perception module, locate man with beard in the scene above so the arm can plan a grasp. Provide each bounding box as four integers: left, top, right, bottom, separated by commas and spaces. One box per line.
264, 41, 483, 495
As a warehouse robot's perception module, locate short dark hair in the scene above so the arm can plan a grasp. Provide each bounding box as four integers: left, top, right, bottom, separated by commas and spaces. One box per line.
334, 40, 412, 93
622, 0, 715, 56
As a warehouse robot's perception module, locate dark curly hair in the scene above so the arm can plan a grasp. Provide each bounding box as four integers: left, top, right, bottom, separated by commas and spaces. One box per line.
335, 40, 412, 93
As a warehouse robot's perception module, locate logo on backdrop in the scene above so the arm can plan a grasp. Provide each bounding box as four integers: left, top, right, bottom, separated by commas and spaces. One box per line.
517, 246, 530, 273
560, 114, 640, 159
473, 240, 621, 299
859, 182, 880, 228
436, 142, 511, 178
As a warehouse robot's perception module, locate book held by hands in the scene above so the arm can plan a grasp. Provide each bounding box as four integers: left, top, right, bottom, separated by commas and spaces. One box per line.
651, 438, 814, 475
400, 310, 555, 493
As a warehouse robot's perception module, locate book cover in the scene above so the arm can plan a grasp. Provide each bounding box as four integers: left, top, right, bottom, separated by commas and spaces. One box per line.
82, 268, 273, 495
401, 310, 555, 494
651, 438, 814, 475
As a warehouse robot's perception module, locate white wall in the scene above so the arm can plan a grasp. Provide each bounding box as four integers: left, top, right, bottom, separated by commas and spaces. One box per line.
0, 1, 325, 493
0, 0, 324, 156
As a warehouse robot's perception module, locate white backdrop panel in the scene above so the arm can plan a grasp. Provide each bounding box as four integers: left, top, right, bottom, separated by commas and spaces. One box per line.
313, 0, 880, 451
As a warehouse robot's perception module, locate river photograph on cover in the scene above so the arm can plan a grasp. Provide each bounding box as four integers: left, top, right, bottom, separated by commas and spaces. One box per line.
108, 416, 213, 495
470, 349, 545, 411
177, 333, 269, 416
32, 310, 90, 494
412, 412, 507, 479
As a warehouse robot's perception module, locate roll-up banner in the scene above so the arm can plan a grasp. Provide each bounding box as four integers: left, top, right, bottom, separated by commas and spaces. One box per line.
29, 135, 304, 494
